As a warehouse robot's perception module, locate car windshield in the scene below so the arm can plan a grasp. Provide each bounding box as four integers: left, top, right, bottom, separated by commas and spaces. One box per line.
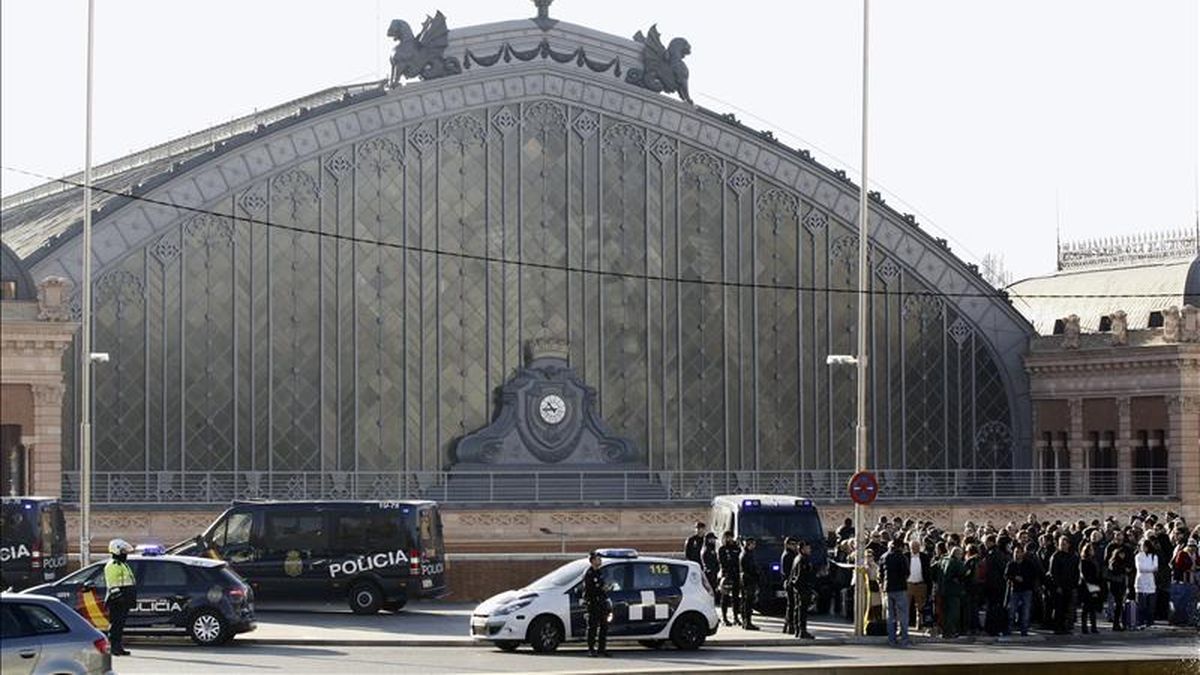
739, 509, 823, 544
525, 559, 588, 591
55, 562, 104, 586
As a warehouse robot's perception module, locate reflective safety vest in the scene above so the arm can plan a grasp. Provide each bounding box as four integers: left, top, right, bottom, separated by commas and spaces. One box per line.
104, 559, 136, 588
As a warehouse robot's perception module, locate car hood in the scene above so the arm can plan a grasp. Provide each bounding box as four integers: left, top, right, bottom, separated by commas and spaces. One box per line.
474, 589, 539, 615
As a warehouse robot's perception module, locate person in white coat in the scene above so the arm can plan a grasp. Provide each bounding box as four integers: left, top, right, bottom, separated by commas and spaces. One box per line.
1134, 539, 1159, 628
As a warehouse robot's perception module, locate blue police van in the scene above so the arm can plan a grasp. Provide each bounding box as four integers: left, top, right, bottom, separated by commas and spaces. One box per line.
708, 495, 827, 611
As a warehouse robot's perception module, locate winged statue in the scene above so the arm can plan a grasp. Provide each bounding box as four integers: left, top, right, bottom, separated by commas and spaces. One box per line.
625, 25, 692, 103
387, 10, 462, 86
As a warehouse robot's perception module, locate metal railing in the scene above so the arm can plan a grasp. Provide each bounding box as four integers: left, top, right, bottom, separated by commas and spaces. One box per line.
60, 468, 1178, 506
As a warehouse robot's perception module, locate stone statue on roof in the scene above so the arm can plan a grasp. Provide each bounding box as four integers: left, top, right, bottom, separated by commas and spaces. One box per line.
387, 11, 462, 86
626, 25, 692, 103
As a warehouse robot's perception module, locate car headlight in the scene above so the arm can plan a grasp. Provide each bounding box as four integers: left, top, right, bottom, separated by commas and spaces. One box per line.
492, 599, 534, 616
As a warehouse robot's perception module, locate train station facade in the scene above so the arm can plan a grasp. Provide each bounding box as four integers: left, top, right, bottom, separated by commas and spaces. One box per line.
0, 7, 1193, 550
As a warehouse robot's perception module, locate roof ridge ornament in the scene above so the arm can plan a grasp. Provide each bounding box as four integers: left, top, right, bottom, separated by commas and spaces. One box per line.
386, 10, 462, 87
626, 24, 693, 103
532, 0, 557, 31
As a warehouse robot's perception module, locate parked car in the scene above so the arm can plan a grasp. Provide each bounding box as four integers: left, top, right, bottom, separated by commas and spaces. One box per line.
24, 552, 255, 645
168, 500, 447, 614
1, 592, 113, 675
471, 548, 719, 652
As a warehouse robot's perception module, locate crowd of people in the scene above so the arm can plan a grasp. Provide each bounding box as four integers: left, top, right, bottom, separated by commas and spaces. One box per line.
833, 508, 1198, 641
684, 508, 1200, 644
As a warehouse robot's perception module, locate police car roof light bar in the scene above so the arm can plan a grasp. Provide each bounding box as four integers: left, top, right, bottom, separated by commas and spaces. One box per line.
594, 548, 638, 559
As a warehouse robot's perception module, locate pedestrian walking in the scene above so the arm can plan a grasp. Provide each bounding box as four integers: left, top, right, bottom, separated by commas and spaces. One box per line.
103, 539, 137, 656
582, 551, 610, 657
905, 539, 931, 632
1107, 543, 1133, 631
1005, 543, 1038, 636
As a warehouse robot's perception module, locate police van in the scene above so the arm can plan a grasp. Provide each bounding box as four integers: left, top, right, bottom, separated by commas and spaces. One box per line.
709, 495, 827, 610
1, 497, 68, 590
471, 549, 719, 653
169, 500, 446, 614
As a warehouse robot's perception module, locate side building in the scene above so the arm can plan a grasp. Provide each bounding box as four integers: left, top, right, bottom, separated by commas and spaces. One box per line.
1010, 228, 1200, 521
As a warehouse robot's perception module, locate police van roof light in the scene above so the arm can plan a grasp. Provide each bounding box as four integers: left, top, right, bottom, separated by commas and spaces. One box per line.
136, 544, 165, 556
594, 548, 638, 559
742, 499, 761, 508
795, 499, 812, 507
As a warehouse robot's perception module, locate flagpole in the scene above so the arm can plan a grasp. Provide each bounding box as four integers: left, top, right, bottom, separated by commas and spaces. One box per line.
79, 0, 96, 567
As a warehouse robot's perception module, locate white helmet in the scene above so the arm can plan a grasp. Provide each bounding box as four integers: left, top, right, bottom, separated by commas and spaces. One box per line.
108, 538, 134, 555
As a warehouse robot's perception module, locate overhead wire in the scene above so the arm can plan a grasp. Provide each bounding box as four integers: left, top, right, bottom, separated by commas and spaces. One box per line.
0, 164, 1185, 301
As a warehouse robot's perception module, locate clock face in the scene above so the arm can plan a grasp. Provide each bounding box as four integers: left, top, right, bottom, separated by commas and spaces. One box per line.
538, 394, 567, 425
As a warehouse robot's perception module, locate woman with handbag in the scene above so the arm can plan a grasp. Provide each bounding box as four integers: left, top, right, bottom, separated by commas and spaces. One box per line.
1078, 542, 1104, 633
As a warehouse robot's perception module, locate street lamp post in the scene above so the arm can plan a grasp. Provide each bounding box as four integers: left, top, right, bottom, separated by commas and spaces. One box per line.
79, 0, 96, 567
852, 0, 872, 638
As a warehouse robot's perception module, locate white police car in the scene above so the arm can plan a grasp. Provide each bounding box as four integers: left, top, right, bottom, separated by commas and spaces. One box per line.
470, 549, 719, 652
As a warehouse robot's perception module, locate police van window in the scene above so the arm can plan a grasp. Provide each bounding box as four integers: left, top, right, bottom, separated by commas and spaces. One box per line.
262, 512, 325, 555
140, 561, 189, 587
632, 562, 677, 590
222, 512, 253, 549
1, 504, 34, 546
333, 514, 372, 551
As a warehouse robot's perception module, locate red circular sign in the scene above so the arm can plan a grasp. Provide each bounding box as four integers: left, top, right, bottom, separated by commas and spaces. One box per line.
848, 471, 879, 505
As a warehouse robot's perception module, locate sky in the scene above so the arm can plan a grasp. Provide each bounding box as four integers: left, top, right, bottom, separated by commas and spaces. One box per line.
1, 0, 1196, 281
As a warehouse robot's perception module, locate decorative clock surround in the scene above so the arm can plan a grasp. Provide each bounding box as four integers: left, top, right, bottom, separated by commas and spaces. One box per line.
453, 338, 639, 467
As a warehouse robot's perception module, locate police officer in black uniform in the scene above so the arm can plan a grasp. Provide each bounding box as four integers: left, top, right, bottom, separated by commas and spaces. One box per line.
717, 531, 742, 626
701, 532, 720, 601
740, 537, 762, 630
684, 522, 707, 564
583, 551, 610, 657
789, 539, 817, 638
780, 537, 799, 634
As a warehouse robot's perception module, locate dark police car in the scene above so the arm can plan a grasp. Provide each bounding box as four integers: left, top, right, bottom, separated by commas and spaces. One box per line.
169, 500, 447, 614
24, 551, 255, 645
1, 497, 68, 590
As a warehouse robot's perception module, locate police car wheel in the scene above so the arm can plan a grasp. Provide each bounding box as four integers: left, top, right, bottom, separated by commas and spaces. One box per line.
638, 639, 666, 649
495, 640, 520, 652
669, 613, 707, 651
527, 615, 563, 653
349, 581, 383, 615
188, 609, 229, 645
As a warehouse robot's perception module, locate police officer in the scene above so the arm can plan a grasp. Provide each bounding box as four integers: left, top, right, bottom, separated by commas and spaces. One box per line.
701, 532, 720, 601
781, 537, 799, 634
583, 551, 610, 657
104, 539, 137, 656
740, 537, 762, 630
717, 531, 742, 626
790, 540, 817, 639
684, 522, 707, 564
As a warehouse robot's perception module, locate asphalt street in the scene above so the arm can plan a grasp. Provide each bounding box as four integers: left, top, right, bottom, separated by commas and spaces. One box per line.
106, 639, 1200, 674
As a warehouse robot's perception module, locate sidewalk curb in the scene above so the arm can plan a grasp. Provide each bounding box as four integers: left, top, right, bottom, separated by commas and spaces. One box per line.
237, 629, 1197, 649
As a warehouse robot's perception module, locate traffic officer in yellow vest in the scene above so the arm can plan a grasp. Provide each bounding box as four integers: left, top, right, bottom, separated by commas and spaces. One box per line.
104, 539, 137, 656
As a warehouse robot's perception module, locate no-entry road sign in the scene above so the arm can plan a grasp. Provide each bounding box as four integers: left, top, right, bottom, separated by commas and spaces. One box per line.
848, 471, 879, 505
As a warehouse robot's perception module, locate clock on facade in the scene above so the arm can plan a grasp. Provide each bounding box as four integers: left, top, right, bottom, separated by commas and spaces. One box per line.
538, 394, 567, 425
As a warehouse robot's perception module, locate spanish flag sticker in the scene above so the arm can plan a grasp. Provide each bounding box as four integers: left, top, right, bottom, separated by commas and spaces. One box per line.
79, 588, 110, 631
